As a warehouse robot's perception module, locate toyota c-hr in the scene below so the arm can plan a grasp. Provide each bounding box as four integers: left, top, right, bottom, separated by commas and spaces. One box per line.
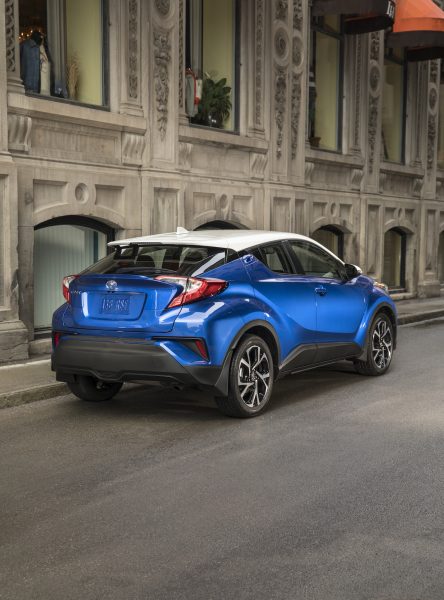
52, 229, 397, 417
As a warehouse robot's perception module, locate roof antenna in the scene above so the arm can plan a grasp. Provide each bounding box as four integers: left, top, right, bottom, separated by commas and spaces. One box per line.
176, 227, 188, 234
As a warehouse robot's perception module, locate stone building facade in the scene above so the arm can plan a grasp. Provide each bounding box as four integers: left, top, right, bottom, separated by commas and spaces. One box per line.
1, 0, 444, 362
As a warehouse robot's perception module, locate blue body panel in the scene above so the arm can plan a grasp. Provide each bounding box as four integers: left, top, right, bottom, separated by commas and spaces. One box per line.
52, 254, 397, 374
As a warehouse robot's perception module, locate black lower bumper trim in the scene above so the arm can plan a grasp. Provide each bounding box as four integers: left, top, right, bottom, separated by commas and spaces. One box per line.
52, 336, 228, 394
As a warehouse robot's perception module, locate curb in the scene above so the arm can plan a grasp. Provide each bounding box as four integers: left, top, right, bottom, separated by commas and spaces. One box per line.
0, 311, 443, 410
0, 382, 68, 409
397, 310, 444, 326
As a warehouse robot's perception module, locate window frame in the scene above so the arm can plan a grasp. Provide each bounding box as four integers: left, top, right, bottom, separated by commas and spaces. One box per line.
19, 0, 110, 110
286, 239, 346, 281
35, 215, 114, 243
309, 15, 345, 153
311, 226, 344, 260
240, 241, 295, 276
185, 0, 241, 133
382, 47, 407, 165
383, 227, 407, 292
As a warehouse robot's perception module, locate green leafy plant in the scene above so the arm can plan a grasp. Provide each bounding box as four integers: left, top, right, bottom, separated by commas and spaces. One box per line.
192, 74, 232, 128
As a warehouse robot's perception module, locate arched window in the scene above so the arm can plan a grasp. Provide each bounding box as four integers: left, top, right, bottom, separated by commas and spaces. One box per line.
312, 226, 344, 259
34, 217, 114, 332
383, 228, 407, 291
194, 220, 248, 230
438, 232, 444, 284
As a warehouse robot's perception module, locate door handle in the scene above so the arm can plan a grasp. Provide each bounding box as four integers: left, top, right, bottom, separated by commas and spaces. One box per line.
315, 286, 327, 296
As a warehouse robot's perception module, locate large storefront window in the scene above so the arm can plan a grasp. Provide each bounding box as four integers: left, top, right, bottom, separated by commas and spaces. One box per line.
312, 226, 344, 259
383, 228, 406, 291
19, 0, 108, 106
185, 0, 239, 130
34, 220, 112, 331
382, 49, 406, 163
309, 16, 343, 151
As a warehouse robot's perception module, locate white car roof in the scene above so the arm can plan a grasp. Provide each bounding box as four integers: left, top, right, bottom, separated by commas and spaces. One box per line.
109, 229, 315, 252
108, 228, 345, 263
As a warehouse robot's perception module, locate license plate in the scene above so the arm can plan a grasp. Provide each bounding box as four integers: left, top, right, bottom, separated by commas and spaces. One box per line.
100, 295, 130, 315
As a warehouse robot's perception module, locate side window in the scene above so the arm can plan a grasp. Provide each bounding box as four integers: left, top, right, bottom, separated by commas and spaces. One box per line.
289, 241, 343, 279
251, 244, 292, 274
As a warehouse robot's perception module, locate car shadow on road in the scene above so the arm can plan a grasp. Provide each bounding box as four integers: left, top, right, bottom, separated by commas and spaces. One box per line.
67, 360, 365, 423
270, 361, 364, 412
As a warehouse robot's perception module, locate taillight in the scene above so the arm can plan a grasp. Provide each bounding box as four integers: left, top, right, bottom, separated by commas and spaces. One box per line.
155, 276, 227, 308
62, 275, 78, 303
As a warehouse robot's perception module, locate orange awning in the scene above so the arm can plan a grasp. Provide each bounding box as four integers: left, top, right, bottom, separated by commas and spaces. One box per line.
388, 0, 444, 61
312, 0, 396, 34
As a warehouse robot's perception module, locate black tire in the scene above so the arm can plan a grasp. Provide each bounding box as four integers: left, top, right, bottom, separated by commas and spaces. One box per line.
215, 335, 274, 418
68, 376, 123, 402
354, 313, 394, 376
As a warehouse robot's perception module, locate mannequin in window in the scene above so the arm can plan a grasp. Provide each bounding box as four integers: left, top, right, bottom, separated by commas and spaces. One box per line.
39, 39, 50, 95
20, 30, 51, 95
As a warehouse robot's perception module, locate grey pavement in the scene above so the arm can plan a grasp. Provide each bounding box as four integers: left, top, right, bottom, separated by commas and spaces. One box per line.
0, 358, 66, 408
0, 293, 443, 409
395, 294, 444, 324
1, 319, 444, 599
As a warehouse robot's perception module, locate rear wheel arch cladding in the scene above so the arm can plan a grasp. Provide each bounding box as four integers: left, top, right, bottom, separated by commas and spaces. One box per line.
229, 322, 280, 377
214, 321, 281, 397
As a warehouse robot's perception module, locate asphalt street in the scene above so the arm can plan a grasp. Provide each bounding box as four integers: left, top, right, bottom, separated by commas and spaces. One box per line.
1, 320, 444, 600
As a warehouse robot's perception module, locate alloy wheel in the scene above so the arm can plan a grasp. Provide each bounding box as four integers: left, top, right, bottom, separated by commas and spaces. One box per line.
372, 318, 393, 370
237, 345, 271, 408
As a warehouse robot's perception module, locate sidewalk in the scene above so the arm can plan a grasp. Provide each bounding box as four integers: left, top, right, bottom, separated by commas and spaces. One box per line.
0, 359, 66, 409
395, 295, 444, 324
1, 295, 443, 409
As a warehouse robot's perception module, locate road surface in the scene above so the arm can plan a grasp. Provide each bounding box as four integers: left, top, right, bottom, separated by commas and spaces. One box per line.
1, 320, 444, 599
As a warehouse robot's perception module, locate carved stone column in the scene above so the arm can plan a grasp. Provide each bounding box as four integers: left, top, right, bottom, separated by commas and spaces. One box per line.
289, 0, 306, 181
148, 0, 176, 165
364, 31, 383, 192
349, 35, 365, 156
0, 0, 29, 362
5, 0, 24, 94
178, 0, 188, 125
248, 0, 266, 136
119, 0, 143, 116
271, 0, 291, 176
0, 0, 9, 153
424, 60, 439, 198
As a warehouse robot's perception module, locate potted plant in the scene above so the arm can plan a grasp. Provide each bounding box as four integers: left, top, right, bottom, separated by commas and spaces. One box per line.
192, 74, 232, 129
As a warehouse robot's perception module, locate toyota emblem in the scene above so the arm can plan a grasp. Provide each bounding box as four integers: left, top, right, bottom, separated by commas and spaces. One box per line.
106, 280, 118, 291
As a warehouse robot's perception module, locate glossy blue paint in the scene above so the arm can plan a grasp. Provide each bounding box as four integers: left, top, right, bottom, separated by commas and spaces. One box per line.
52, 251, 397, 374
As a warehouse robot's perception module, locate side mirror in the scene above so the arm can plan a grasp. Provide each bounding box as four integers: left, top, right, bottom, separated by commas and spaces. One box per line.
344, 263, 362, 280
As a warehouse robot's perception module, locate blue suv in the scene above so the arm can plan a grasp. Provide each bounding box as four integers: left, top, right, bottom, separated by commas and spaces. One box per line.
52, 229, 397, 417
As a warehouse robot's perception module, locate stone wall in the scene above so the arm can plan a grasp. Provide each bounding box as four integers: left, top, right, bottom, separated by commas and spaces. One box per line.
0, 0, 443, 362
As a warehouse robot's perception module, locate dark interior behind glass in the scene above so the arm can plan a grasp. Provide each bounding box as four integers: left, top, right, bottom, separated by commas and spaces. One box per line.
83, 245, 235, 277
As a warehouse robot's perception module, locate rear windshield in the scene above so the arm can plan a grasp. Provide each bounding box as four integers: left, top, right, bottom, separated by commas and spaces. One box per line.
82, 244, 235, 277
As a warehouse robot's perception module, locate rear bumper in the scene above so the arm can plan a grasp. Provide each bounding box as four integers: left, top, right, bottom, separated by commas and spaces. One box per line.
52, 336, 230, 395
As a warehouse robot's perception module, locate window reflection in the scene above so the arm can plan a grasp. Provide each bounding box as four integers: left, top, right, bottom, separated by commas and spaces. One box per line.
309, 16, 342, 151
382, 50, 406, 163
